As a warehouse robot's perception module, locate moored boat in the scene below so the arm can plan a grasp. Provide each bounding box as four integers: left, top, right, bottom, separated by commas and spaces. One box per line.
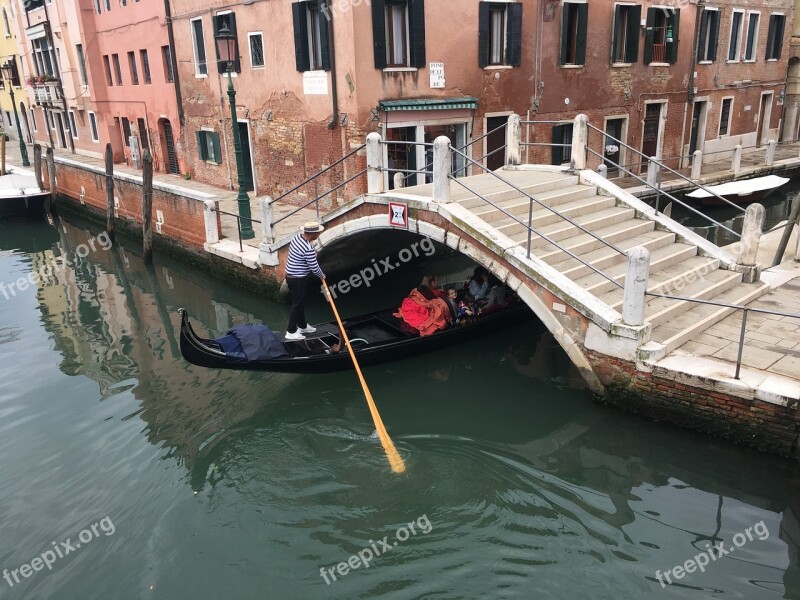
0, 171, 49, 219
179, 301, 531, 373
686, 175, 789, 206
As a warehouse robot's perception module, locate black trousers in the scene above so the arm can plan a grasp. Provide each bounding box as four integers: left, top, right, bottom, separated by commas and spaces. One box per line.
286, 275, 314, 333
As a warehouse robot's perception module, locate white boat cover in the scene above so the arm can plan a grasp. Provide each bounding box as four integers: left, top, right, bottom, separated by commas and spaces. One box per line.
0, 173, 47, 200
687, 175, 790, 198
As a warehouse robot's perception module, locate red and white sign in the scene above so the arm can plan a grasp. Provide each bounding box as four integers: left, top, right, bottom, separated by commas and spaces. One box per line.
389, 202, 408, 228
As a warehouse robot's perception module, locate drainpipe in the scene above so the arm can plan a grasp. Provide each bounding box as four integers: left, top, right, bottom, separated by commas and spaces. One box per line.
43, 0, 74, 154
680, 0, 705, 168
326, 1, 339, 129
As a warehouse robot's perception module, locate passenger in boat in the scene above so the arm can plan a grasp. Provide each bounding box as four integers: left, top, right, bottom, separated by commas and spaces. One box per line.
284, 222, 326, 341
445, 287, 473, 323
417, 275, 447, 300
468, 267, 491, 303
394, 288, 452, 336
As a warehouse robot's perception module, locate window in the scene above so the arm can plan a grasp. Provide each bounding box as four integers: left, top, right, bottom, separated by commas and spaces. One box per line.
140, 49, 151, 84
88, 111, 99, 142
94, 0, 101, 13
191, 18, 208, 76
103, 55, 113, 85
104, 0, 110, 11
112, 53, 122, 85
370, 0, 425, 69
30, 108, 37, 132
728, 10, 743, 61
2, 8, 10, 37
121, 117, 131, 146
697, 8, 719, 62
765, 14, 785, 60
744, 12, 759, 62
560, 2, 588, 66
196, 129, 222, 164
292, 1, 330, 71
76, 44, 88, 86
213, 13, 240, 73
128, 51, 139, 84
68, 110, 77, 139
32, 37, 56, 76
478, 2, 522, 67
162, 45, 174, 82
611, 4, 640, 64
718, 98, 732, 137
26, 0, 44, 11
249, 32, 264, 68
644, 7, 680, 65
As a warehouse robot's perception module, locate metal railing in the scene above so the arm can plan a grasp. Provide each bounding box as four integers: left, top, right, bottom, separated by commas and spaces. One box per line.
213, 207, 262, 253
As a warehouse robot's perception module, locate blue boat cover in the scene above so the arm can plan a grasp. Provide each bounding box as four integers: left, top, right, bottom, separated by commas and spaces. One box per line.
223, 324, 290, 361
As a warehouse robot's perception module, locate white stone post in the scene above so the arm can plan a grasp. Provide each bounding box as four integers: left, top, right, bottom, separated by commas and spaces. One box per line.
433, 135, 451, 203
597, 164, 608, 179
737, 203, 765, 281
765, 139, 776, 166
646, 157, 660, 187
622, 247, 650, 327
393, 172, 405, 189
204, 200, 219, 245
732, 144, 742, 175
366, 132, 384, 195
691, 150, 702, 180
505, 113, 522, 166
260, 196, 274, 244
571, 114, 588, 170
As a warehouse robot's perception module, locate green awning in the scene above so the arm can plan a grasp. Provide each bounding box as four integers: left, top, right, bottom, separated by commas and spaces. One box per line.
379, 97, 478, 112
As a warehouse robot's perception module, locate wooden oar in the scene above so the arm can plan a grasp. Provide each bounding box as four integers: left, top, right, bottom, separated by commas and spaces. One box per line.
321, 279, 406, 474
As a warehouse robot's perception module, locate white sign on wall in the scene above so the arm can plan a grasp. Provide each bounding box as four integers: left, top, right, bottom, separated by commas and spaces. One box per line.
303, 71, 329, 96
429, 62, 445, 89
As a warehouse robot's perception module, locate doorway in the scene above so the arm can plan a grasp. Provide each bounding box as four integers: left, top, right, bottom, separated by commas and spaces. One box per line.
137, 118, 150, 152
603, 117, 626, 176
237, 121, 255, 192
551, 123, 573, 165
641, 102, 664, 170
424, 123, 467, 180
386, 126, 418, 190
689, 100, 708, 162
756, 93, 773, 147
159, 118, 179, 175
19, 102, 31, 143
54, 111, 67, 149
485, 115, 508, 171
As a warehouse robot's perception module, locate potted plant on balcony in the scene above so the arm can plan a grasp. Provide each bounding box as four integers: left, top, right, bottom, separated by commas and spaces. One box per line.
25, 74, 58, 87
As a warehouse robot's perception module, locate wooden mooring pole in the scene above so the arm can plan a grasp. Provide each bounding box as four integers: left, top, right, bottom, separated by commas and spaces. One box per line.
1, 133, 6, 176
46, 146, 56, 207
33, 144, 42, 189
105, 143, 115, 242
772, 193, 800, 267
142, 149, 153, 265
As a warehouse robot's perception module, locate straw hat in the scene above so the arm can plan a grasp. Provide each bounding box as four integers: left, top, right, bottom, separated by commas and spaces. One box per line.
302, 221, 324, 234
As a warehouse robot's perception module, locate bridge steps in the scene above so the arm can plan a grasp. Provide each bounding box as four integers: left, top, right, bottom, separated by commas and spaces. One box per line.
455, 174, 580, 209
509, 206, 638, 247
470, 184, 598, 221
490, 196, 617, 234
534, 219, 657, 264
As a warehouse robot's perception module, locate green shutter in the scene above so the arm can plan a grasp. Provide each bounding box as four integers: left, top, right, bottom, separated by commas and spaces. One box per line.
776, 16, 785, 59
575, 3, 588, 65
211, 132, 222, 164
559, 4, 569, 65
643, 8, 655, 64
196, 131, 205, 161
552, 125, 565, 165
708, 11, 719, 61
409, 0, 426, 68
292, 3, 310, 72
478, 2, 490, 67
506, 3, 522, 67
697, 10, 708, 60
666, 9, 680, 64
319, 3, 332, 70
372, 0, 387, 69
611, 5, 621, 61
627, 5, 641, 63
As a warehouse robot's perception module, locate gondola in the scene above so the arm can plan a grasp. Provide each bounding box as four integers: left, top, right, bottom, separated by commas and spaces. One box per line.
686, 175, 789, 206
179, 301, 531, 374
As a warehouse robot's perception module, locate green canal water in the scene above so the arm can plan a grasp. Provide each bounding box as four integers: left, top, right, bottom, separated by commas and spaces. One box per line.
1, 212, 799, 599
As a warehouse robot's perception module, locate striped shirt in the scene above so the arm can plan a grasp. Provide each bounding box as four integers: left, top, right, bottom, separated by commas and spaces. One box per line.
285, 232, 325, 279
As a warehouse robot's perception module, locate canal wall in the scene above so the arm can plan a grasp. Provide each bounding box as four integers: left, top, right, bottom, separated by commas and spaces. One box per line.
587, 351, 800, 462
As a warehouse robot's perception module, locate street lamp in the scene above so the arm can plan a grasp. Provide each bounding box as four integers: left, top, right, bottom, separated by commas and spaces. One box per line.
1, 60, 30, 167
214, 23, 254, 240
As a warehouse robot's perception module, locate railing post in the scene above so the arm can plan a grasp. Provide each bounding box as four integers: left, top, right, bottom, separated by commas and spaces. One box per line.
433, 135, 451, 203
646, 156, 660, 187
393, 172, 405, 189
622, 247, 650, 327
691, 150, 702, 180
765, 139, 776, 166
204, 200, 220, 244
260, 196, 274, 244
597, 164, 608, 179
571, 114, 588, 170
505, 113, 521, 166
734, 308, 748, 380
737, 203, 765, 283
366, 132, 384, 195
732, 144, 742, 175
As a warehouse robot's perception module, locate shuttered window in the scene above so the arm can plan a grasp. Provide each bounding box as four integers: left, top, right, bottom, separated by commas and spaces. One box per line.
560, 2, 588, 66
611, 4, 640, 64
197, 130, 222, 164
744, 12, 759, 61
213, 12, 240, 73
765, 14, 785, 60
697, 8, 719, 62
371, 0, 426, 69
728, 11, 743, 61
719, 98, 732, 137
478, 2, 522, 67
292, 1, 331, 72
644, 7, 680, 65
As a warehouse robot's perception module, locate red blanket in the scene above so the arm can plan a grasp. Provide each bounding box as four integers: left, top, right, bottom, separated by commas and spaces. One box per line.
394, 289, 452, 336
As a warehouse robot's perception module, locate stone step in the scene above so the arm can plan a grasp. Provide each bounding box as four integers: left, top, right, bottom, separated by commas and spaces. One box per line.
510, 206, 637, 248
650, 281, 772, 356
598, 256, 722, 307
643, 270, 744, 327
457, 175, 580, 209
545, 230, 676, 280
573, 243, 699, 296
471, 184, 599, 221
533, 219, 656, 264
489, 196, 616, 235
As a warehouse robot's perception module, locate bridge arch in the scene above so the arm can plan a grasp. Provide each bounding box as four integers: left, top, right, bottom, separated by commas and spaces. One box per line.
315, 213, 605, 393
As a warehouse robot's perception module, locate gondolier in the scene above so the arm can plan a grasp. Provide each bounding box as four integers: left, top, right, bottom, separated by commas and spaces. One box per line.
285, 222, 326, 340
